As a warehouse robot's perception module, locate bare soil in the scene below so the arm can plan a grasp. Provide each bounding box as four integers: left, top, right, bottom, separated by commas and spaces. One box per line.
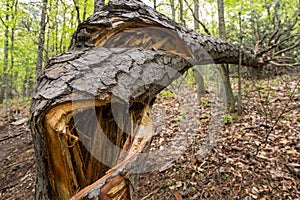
0, 102, 35, 200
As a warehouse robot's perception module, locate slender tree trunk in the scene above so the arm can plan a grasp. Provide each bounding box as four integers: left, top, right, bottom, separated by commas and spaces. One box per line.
55, 1, 59, 55
193, 0, 206, 105
217, 0, 226, 40
83, 0, 88, 20
153, 0, 157, 10
250, 0, 259, 46
237, 12, 243, 115
169, 0, 175, 21
194, 0, 199, 30
9, 0, 17, 100
217, 0, 235, 111
2, 0, 10, 117
45, 27, 50, 61
0, 78, 3, 105
73, 0, 81, 24
36, 0, 48, 80
193, 66, 206, 105
60, 4, 67, 53
179, 0, 185, 26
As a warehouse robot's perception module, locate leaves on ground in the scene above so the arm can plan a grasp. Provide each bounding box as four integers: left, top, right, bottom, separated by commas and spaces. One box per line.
0, 74, 299, 199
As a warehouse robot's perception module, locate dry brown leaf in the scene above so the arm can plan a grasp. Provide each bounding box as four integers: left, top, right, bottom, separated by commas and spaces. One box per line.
174, 191, 183, 200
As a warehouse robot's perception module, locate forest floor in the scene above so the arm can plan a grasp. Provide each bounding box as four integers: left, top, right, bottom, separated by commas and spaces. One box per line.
0, 73, 299, 200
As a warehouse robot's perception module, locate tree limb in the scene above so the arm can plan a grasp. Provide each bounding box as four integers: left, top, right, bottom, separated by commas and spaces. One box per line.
183, 0, 211, 35
0, 15, 8, 28
268, 61, 300, 67
274, 39, 300, 57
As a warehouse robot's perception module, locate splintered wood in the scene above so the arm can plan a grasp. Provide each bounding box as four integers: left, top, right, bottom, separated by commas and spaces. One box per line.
101, 26, 193, 59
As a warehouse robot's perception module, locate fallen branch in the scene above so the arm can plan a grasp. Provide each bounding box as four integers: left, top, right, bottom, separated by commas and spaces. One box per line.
285, 164, 300, 180
0, 132, 23, 142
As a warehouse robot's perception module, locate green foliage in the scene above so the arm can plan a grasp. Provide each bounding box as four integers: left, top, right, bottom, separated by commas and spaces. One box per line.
160, 90, 175, 97
162, 180, 173, 190
221, 173, 229, 179
0, 0, 299, 104
200, 98, 211, 107
223, 114, 233, 124
186, 69, 195, 85
0, 0, 94, 103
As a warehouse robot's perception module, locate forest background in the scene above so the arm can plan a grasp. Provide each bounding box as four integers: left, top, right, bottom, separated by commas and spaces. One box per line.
0, 0, 299, 199
0, 0, 299, 116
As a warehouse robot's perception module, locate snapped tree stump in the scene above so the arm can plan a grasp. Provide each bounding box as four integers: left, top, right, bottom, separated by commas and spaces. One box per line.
30, 0, 265, 199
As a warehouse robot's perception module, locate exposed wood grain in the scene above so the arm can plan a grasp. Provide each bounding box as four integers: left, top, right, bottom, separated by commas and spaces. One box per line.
31, 48, 191, 199
69, 0, 264, 67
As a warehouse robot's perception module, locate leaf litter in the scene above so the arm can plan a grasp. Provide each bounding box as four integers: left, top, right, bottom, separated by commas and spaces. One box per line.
0, 74, 299, 199
134, 73, 300, 200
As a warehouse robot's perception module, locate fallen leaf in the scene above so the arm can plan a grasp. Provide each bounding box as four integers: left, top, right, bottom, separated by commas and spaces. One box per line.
174, 191, 183, 200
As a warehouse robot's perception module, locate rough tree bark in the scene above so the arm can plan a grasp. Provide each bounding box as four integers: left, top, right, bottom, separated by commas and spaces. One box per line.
31, 0, 266, 199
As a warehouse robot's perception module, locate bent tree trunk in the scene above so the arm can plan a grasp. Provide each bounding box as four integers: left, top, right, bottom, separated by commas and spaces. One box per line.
30, 0, 264, 199
31, 47, 191, 199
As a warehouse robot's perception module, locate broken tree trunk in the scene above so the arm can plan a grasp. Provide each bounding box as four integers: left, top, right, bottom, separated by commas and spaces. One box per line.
69, 0, 265, 67
31, 47, 192, 199
31, 0, 266, 199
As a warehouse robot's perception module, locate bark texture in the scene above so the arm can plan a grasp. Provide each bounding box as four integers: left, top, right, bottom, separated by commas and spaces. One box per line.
69, 0, 264, 67
31, 48, 191, 199
31, 0, 265, 199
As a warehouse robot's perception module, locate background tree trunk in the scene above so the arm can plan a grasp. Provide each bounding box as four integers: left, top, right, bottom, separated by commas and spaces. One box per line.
169, 0, 175, 21
8, 0, 18, 100
2, 0, 10, 117
193, 66, 206, 105
217, 0, 235, 111
193, 0, 206, 105
194, 0, 199, 30
73, 0, 81, 24
36, 0, 48, 80
237, 11, 243, 115
179, 0, 185, 26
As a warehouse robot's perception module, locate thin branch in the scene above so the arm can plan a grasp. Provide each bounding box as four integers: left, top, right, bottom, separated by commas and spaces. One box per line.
257, 34, 300, 56
268, 61, 300, 67
255, 78, 300, 156
273, 56, 295, 62
285, 164, 300, 180
277, 34, 300, 46
274, 40, 300, 56
72, 0, 81, 24
0, 15, 8, 28
274, 16, 299, 44
156, 2, 171, 8
255, 30, 269, 54
183, 0, 211, 35
267, 20, 280, 47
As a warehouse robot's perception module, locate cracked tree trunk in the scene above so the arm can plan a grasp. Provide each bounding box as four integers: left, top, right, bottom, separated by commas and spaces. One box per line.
69, 0, 264, 67
31, 0, 265, 199
31, 48, 192, 199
